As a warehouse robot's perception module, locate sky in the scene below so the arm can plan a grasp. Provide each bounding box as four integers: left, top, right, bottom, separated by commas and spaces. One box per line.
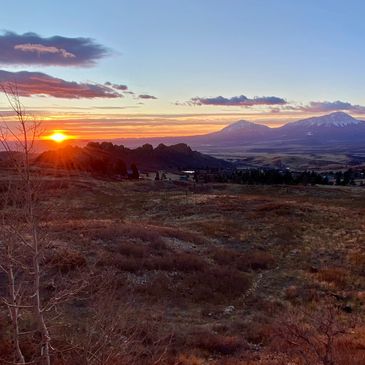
0, 0, 365, 139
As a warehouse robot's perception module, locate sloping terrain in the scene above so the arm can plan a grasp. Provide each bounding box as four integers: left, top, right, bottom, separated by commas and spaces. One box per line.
1, 171, 365, 364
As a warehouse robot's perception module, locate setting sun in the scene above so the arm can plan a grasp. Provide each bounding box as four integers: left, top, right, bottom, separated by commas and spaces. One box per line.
48, 132, 69, 143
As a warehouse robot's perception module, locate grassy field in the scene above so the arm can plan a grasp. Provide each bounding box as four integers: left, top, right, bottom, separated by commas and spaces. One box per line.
1, 171, 365, 364
197, 146, 365, 171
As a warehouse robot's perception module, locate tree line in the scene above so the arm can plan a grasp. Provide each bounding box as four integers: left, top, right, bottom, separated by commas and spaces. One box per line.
195, 168, 365, 186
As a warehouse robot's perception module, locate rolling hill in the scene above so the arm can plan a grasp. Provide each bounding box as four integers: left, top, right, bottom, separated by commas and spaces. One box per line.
36, 142, 232, 173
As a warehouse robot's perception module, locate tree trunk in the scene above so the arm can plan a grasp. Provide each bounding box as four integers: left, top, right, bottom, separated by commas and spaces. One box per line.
8, 264, 26, 364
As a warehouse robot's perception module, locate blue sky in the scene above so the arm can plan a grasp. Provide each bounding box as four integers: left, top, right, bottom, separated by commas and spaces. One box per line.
0, 0, 365, 137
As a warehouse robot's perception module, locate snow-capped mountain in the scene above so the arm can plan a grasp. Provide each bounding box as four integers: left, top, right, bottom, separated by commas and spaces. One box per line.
275, 112, 365, 144
185, 112, 365, 148
283, 112, 362, 128
112, 112, 365, 150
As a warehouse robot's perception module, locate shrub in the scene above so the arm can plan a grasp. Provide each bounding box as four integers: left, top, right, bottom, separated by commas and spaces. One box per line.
145, 252, 207, 272
175, 354, 205, 365
186, 266, 251, 303
155, 226, 208, 245
194, 332, 245, 355
348, 252, 365, 276
212, 248, 275, 272
46, 248, 86, 273
317, 267, 348, 289
118, 241, 149, 258
212, 248, 237, 266
136, 273, 172, 299
89, 223, 165, 246
117, 257, 143, 273
236, 251, 275, 271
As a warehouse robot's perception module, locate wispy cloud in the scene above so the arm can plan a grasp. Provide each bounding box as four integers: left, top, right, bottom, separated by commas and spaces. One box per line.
0, 70, 122, 99
189, 95, 287, 107
0, 31, 109, 66
105, 82, 128, 91
295, 100, 365, 114
138, 94, 157, 100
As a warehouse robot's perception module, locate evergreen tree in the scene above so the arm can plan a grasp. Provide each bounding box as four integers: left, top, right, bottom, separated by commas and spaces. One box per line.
130, 163, 139, 179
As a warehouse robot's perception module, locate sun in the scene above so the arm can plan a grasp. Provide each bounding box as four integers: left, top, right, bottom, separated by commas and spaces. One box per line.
48, 131, 69, 143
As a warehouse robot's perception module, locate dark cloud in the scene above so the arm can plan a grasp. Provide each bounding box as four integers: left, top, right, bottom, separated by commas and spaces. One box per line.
190, 95, 287, 107
297, 100, 365, 114
138, 94, 157, 100
0, 70, 122, 99
0, 31, 109, 66
105, 82, 128, 91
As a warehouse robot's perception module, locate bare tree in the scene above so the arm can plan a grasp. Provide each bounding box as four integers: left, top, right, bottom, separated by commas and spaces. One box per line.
0, 208, 26, 364
273, 303, 356, 365
0, 85, 170, 365
0, 84, 51, 364
56, 272, 171, 365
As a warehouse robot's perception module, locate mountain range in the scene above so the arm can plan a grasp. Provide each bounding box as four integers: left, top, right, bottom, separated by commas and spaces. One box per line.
34, 112, 365, 173
113, 112, 365, 150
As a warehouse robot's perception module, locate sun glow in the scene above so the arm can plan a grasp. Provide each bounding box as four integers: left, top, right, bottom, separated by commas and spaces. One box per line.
47, 131, 69, 143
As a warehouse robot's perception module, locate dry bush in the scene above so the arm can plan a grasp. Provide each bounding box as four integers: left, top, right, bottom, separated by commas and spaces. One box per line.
154, 226, 208, 245
149, 239, 169, 252
254, 202, 294, 215
193, 332, 246, 355
242, 321, 274, 346
135, 265, 250, 304
236, 251, 275, 271
96, 251, 142, 273
271, 303, 360, 365
348, 252, 365, 276
211, 248, 237, 266
212, 248, 275, 272
0, 316, 13, 361
146, 252, 207, 272
46, 247, 87, 273
97, 247, 207, 274
136, 272, 172, 299
284, 285, 320, 304
116, 256, 143, 273
184, 266, 251, 303
118, 241, 150, 258
317, 267, 349, 289
334, 330, 365, 365
57, 276, 172, 365
96, 251, 124, 268
270, 223, 300, 247
175, 354, 206, 365
88, 223, 165, 246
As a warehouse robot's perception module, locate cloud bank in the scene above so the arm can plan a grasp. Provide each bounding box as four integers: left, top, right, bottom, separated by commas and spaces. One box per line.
0, 70, 122, 99
297, 100, 365, 114
0, 31, 109, 66
190, 95, 287, 107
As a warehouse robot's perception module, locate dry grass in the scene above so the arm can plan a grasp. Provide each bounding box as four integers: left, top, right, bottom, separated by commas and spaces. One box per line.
2, 175, 365, 364
46, 247, 87, 273
193, 332, 246, 355
212, 248, 275, 272
316, 267, 349, 289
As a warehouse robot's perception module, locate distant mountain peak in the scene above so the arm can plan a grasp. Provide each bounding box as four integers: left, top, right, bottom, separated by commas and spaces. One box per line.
288, 112, 362, 128
220, 120, 269, 133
